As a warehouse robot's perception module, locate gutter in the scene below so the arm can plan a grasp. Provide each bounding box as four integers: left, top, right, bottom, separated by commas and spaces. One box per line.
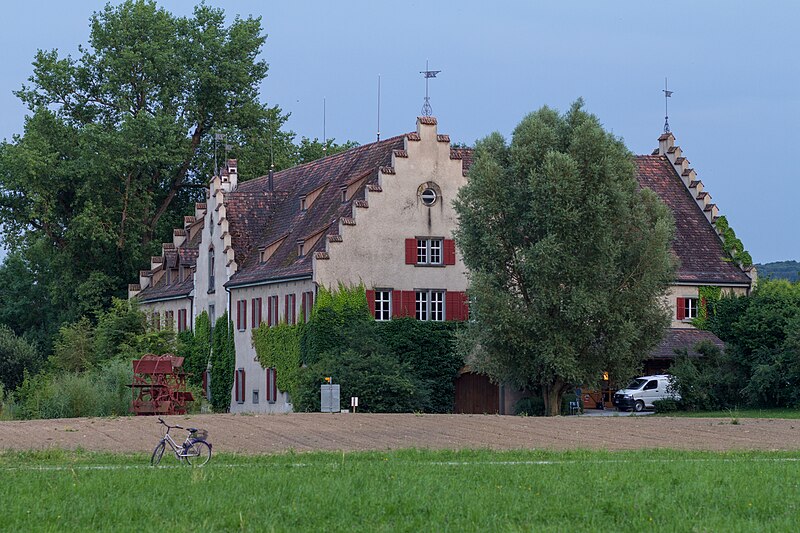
672, 280, 751, 288
224, 274, 313, 290
137, 293, 192, 304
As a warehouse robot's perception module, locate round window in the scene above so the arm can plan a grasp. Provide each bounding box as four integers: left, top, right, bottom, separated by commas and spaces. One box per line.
421, 188, 438, 206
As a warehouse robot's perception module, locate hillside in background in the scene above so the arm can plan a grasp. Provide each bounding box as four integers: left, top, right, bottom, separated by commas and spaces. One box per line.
756, 261, 800, 282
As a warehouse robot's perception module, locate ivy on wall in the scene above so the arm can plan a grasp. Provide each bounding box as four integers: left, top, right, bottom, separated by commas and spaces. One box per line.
714, 216, 753, 268
252, 323, 301, 402
692, 285, 723, 330
210, 312, 235, 412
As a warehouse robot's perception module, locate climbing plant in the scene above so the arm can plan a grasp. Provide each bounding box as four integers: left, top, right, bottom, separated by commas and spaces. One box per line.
252, 323, 301, 401
209, 312, 235, 412
692, 285, 723, 330
714, 216, 753, 268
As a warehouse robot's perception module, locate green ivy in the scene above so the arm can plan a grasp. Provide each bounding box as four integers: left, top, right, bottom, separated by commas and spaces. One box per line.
692, 285, 723, 329
176, 311, 211, 388
714, 216, 753, 268
252, 323, 301, 402
209, 312, 235, 412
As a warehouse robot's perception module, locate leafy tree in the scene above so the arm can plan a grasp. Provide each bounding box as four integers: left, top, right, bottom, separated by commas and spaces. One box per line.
454, 101, 676, 415
50, 318, 96, 372
294, 137, 359, 164
177, 311, 211, 389
0, 326, 42, 391
0, 1, 295, 341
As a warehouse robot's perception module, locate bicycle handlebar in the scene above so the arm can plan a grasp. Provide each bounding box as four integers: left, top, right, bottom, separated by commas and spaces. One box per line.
157, 417, 184, 431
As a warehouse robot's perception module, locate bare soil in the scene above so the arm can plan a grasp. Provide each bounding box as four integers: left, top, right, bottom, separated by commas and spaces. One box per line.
2, 413, 799, 454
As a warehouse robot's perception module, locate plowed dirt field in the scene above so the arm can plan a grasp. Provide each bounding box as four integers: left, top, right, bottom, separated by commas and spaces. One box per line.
2, 413, 799, 453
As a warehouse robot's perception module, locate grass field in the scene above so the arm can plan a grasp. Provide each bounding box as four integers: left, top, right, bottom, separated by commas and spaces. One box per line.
2, 449, 800, 532
661, 408, 800, 419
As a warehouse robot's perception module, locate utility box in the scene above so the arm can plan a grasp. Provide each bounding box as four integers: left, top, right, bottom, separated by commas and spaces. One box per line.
320, 384, 341, 413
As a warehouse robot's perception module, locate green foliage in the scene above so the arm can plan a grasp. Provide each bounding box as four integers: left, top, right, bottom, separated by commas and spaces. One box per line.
300, 284, 372, 365
691, 285, 722, 329
512, 396, 546, 416
50, 318, 96, 372
652, 398, 681, 413
294, 137, 360, 164
0, 326, 42, 392
668, 341, 738, 411
93, 298, 148, 361
297, 350, 423, 413
176, 311, 211, 388
253, 323, 301, 401
209, 312, 235, 412
376, 318, 463, 413
713, 216, 753, 268
453, 100, 676, 415
10, 359, 133, 420
756, 260, 800, 282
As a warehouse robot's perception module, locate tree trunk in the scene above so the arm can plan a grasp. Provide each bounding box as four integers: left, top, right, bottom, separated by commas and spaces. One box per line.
542, 378, 567, 416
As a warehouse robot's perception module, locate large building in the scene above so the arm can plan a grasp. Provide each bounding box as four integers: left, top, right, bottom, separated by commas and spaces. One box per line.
129, 117, 754, 414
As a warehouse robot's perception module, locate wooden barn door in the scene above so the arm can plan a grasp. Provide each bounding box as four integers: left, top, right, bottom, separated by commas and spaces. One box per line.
454, 373, 499, 414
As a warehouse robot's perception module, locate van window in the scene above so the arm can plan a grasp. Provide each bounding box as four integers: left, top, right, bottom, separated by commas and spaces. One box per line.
644, 380, 658, 391
626, 378, 647, 390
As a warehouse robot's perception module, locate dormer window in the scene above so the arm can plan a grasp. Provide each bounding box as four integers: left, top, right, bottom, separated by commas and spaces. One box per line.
340, 187, 347, 203
300, 196, 307, 211
297, 240, 305, 258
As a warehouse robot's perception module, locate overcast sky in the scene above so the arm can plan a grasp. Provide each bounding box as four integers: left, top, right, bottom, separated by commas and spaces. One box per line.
1, 1, 798, 263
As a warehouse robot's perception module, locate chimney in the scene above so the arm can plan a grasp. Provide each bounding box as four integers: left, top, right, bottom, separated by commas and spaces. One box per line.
268, 164, 274, 192
220, 158, 238, 192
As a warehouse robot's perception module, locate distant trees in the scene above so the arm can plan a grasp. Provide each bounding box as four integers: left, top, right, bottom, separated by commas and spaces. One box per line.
454, 101, 676, 415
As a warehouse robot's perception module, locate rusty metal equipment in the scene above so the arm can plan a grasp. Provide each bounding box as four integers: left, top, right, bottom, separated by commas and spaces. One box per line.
128, 354, 194, 416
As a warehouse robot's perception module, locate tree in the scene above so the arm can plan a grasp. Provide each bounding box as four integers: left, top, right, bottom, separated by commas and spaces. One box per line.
454, 101, 676, 415
0, 325, 42, 391
0, 1, 295, 341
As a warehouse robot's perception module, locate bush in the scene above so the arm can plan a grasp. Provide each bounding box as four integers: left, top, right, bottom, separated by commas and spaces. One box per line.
653, 398, 680, 413
0, 325, 43, 391
513, 395, 545, 416
209, 313, 235, 412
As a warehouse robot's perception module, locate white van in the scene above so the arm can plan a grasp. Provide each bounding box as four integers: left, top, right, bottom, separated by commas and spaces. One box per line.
612, 374, 680, 412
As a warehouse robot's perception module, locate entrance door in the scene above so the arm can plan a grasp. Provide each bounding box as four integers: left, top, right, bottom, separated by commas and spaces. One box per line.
454, 373, 499, 414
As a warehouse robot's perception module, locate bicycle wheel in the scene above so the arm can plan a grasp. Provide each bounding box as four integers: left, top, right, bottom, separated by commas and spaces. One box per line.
184, 440, 211, 467
150, 441, 166, 466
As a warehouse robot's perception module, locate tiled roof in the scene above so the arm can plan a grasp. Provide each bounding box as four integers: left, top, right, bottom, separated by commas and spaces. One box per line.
649, 328, 725, 359
226, 135, 412, 287
137, 271, 194, 302
635, 155, 751, 285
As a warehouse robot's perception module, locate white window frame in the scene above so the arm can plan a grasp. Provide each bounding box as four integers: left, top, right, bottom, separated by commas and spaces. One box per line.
375, 290, 392, 321
415, 289, 445, 321
684, 297, 699, 319
416, 238, 444, 266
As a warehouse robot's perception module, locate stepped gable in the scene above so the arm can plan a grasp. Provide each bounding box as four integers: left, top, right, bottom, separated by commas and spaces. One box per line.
649, 328, 725, 359
635, 155, 750, 285
226, 135, 407, 287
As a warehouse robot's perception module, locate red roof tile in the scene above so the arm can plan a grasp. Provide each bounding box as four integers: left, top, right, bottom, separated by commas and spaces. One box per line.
649, 328, 725, 359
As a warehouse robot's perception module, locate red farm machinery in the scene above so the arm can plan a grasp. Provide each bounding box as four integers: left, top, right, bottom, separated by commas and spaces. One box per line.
128, 354, 194, 415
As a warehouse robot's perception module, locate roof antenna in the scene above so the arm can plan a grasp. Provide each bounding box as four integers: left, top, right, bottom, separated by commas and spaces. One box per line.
663, 77, 674, 133
322, 97, 327, 156
377, 74, 381, 142
268, 117, 274, 192
420, 59, 441, 117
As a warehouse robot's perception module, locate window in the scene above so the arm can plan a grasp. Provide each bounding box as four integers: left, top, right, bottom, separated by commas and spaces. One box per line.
208, 247, 215, 293
644, 380, 658, 391
300, 196, 307, 211
374, 290, 392, 321
252, 389, 259, 404
209, 212, 214, 237
678, 297, 699, 320
416, 238, 443, 265
177, 309, 188, 332
340, 187, 347, 202
267, 296, 279, 326
165, 310, 174, 330
421, 187, 437, 206
301, 291, 314, 323
297, 241, 305, 258
252, 298, 262, 328
235, 368, 246, 404
285, 294, 297, 325
265, 367, 277, 403
416, 290, 445, 321
236, 299, 247, 331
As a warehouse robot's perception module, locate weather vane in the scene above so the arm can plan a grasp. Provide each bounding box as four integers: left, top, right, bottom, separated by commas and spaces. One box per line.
663, 78, 674, 133
420, 60, 441, 117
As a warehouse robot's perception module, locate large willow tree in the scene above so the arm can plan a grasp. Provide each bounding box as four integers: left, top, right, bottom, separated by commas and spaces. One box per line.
454, 101, 676, 415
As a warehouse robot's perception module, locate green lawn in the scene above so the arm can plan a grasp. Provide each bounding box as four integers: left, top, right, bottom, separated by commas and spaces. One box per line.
2, 448, 800, 532
659, 407, 800, 419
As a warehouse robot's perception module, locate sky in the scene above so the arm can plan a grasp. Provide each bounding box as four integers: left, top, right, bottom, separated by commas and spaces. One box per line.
1, 0, 798, 263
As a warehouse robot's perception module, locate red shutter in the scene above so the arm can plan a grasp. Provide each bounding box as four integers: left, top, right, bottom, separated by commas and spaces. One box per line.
402, 290, 416, 318
266, 368, 278, 403
307, 291, 313, 317
292, 295, 297, 325
267, 296, 273, 326
445, 292, 456, 321
461, 292, 470, 320
234, 368, 240, 402
285, 295, 289, 324
392, 290, 402, 318
444, 239, 456, 265
366, 290, 376, 316
300, 293, 307, 321
676, 298, 686, 320
405, 238, 417, 264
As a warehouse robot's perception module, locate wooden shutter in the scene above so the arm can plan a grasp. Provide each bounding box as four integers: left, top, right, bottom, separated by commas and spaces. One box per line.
292, 295, 297, 325
366, 290, 376, 316
461, 292, 470, 320
444, 239, 456, 265
676, 298, 686, 320
405, 238, 417, 264
307, 291, 313, 319
445, 292, 456, 321
266, 368, 277, 403
267, 296, 273, 326
402, 290, 416, 318
392, 290, 402, 318
284, 295, 289, 324
234, 368, 240, 402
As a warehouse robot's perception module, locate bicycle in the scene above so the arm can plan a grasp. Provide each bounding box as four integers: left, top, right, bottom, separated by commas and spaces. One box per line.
150, 417, 212, 467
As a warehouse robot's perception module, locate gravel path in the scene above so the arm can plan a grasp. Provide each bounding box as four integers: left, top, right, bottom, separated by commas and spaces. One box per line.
1, 413, 799, 454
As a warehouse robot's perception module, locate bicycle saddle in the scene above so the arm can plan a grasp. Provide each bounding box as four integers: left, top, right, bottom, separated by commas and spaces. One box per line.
188, 428, 198, 432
